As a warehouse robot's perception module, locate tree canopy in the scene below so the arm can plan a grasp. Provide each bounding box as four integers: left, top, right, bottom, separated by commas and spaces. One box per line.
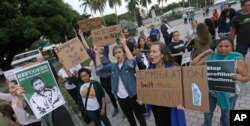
0, 0, 83, 70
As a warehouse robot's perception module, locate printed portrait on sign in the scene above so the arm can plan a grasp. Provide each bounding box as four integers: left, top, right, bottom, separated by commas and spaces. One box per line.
15, 61, 65, 119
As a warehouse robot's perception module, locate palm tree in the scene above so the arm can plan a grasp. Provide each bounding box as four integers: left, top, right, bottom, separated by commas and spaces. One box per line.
140, 0, 152, 14
125, 0, 139, 20
79, 0, 94, 17
157, 0, 167, 10
91, 0, 107, 26
108, 0, 122, 23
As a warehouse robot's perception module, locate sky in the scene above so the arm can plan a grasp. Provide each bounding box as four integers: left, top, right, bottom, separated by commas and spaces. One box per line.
64, 0, 181, 17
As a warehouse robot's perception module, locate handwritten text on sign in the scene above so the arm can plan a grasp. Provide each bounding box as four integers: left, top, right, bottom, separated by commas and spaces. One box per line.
78, 17, 102, 32
91, 25, 122, 46
54, 37, 89, 70
136, 67, 183, 107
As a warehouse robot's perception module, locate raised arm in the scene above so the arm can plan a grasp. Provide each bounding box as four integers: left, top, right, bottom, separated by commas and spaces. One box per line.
121, 34, 133, 60
78, 30, 90, 49
191, 49, 213, 65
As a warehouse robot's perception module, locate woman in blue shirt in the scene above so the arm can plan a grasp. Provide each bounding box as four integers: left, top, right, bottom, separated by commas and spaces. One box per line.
191, 37, 249, 126
95, 36, 147, 126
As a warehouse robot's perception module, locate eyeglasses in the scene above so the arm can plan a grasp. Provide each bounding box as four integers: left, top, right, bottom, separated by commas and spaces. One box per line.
174, 34, 180, 36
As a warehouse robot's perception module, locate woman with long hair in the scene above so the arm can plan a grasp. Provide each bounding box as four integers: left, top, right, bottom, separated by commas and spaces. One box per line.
188, 23, 214, 59
204, 18, 216, 40
146, 42, 186, 126
191, 37, 249, 126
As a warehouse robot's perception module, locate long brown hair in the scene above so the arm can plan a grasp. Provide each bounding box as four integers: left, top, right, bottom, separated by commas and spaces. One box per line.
151, 42, 178, 65
196, 23, 212, 45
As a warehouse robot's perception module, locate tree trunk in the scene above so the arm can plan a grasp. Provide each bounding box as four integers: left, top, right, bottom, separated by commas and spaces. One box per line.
115, 5, 119, 24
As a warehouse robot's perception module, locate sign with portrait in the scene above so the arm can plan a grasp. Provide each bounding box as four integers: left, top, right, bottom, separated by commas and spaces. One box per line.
54, 37, 89, 70
206, 60, 236, 93
15, 61, 65, 119
78, 17, 102, 32
91, 25, 122, 46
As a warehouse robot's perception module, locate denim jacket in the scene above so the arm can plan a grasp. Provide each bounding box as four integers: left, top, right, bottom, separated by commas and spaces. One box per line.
97, 59, 137, 98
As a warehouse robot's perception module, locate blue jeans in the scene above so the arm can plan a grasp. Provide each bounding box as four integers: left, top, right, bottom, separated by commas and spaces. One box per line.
86, 108, 111, 126
204, 93, 238, 126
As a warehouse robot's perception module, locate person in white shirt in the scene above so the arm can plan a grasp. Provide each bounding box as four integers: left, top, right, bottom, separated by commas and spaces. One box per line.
0, 80, 41, 126
58, 63, 82, 104
185, 19, 198, 43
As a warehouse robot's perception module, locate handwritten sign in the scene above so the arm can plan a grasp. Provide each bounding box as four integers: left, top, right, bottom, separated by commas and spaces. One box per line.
181, 52, 191, 65
54, 37, 89, 70
136, 67, 183, 107
78, 17, 102, 32
91, 25, 122, 46
206, 60, 236, 93
182, 65, 209, 112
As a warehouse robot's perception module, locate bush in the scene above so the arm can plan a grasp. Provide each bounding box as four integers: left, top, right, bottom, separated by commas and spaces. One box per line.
119, 20, 138, 36
102, 13, 119, 26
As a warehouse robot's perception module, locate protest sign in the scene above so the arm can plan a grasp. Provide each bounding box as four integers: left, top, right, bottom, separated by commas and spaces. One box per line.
182, 65, 209, 112
78, 17, 102, 32
136, 67, 183, 107
4, 67, 22, 81
206, 60, 236, 93
54, 37, 89, 70
91, 25, 122, 46
181, 52, 191, 65
15, 61, 65, 119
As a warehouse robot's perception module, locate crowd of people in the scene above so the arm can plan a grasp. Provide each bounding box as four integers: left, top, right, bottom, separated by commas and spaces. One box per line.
1, 0, 250, 126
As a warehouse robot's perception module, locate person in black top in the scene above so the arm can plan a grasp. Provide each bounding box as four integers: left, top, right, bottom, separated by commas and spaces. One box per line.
168, 31, 186, 65
231, 0, 250, 56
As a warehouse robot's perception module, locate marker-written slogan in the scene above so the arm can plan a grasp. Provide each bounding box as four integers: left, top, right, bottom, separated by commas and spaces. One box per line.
136, 67, 183, 107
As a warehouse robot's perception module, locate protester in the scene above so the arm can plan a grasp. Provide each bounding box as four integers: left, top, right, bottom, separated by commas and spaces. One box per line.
139, 30, 146, 40
57, 63, 81, 104
149, 24, 160, 41
96, 35, 147, 126
212, 9, 219, 28
182, 12, 188, 24
78, 68, 111, 126
123, 28, 137, 53
147, 42, 186, 126
187, 23, 214, 59
168, 31, 186, 65
36, 55, 75, 126
185, 20, 198, 42
79, 31, 120, 117
218, 9, 231, 38
231, 0, 250, 56
0, 80, 41, 126
191, 37, 249, 126
160, 18, 173, 45
224, 3, 237, 20
204, 18, 216, 40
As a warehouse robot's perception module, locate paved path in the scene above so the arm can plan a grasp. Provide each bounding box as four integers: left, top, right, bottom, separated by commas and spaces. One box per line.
99, 3, 250, 126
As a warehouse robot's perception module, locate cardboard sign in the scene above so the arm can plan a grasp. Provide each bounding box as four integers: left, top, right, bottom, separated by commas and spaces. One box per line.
78, 17, 102, 32
15, 61, 65, 119
206, 60, 236, 93
182, 65, 209, 112
91, 25, 122, 46
136, 67, 183, 107
54, 37, 89, 70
